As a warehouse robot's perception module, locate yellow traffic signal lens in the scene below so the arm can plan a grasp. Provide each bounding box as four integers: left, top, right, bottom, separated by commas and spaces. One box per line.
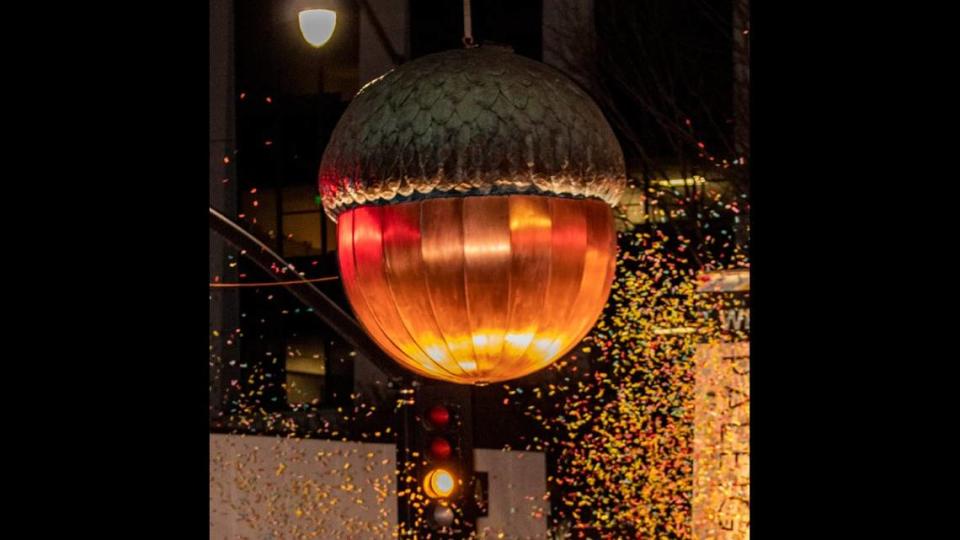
423, 468, 456, 498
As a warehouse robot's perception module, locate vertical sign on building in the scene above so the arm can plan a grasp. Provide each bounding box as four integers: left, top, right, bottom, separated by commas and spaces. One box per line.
693, 271, 749, 539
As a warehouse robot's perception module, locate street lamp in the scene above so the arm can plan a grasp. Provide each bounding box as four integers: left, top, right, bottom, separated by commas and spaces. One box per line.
298, 8, 337, 47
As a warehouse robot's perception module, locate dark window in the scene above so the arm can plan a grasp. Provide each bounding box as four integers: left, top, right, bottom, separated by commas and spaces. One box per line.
285, 334, 327, 406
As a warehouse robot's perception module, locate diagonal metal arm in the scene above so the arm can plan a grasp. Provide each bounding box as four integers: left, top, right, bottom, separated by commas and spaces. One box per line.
209, 206, 408, 380
356, 0, 405, 65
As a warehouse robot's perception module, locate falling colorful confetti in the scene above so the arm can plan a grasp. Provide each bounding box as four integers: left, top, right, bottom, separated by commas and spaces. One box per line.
210, 169, 749, 538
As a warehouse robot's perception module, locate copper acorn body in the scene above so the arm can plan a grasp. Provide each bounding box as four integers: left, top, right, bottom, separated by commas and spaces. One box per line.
320, 47, 626, 384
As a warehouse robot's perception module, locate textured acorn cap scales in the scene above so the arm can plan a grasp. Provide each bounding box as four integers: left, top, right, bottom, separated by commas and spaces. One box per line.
319, 46, 626, 221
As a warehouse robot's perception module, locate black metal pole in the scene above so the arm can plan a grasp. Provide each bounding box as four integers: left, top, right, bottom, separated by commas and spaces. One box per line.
395, 379, 416, 538
317, 50, 329, 256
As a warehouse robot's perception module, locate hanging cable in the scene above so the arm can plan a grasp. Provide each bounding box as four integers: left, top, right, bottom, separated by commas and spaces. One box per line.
210, 276, 339, 288
462, 0, 476, 47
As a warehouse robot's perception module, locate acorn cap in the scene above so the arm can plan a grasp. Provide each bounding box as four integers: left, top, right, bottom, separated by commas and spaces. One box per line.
319, 46, 626, 221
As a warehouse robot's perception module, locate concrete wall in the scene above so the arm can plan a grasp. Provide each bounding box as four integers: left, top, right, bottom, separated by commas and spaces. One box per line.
474, 449, 549, 540
209, 435, 549, 539
210, 434, 398, 539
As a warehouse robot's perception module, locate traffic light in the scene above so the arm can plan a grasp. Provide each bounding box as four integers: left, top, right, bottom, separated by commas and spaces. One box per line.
421, 403, 462, 503
409, 384, 476, 537
393, 381, 477, 537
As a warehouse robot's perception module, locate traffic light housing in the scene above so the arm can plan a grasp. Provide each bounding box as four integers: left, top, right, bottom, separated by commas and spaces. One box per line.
408, 383, 476, 536
420, 402, 463, 501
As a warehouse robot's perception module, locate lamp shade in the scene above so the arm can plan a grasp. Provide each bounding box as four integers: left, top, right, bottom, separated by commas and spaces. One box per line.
321, 47, 625, 384
298, 9, 336, 47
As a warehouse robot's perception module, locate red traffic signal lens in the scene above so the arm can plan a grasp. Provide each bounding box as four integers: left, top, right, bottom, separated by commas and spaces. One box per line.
429, 436, 453, 460
427, 405, 450, 429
